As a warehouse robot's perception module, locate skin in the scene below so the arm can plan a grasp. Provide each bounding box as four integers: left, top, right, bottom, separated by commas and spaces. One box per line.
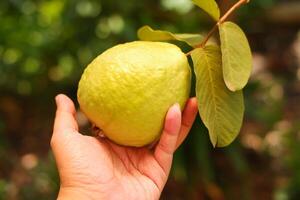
51, 94, 198, 200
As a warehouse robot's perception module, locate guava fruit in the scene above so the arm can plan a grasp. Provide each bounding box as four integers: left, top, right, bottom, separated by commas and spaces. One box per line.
77, 41, 191, 147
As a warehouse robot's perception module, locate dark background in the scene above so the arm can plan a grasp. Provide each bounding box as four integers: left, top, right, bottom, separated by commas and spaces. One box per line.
0, 0, 300, 199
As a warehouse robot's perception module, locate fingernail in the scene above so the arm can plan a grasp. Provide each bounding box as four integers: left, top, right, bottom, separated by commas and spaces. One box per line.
55, 94, 61, 106
165, 103, 181, 134
173, 103, 180, 111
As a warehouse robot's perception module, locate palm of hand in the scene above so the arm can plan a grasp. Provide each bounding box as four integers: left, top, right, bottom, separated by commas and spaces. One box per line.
51, 95, 198, 200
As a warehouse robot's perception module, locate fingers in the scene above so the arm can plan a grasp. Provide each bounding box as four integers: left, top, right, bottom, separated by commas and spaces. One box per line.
154, 103, 181, 173
51, 94, 79, 147
176, 97, 198, 149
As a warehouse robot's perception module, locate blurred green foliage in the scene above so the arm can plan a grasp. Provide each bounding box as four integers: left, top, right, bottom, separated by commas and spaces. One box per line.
1, 0, 300, 199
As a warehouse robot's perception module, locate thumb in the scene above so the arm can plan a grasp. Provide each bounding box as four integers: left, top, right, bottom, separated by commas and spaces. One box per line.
51, 94, 79, 147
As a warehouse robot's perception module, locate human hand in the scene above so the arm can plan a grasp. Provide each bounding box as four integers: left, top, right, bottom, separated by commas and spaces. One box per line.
51, 94, 198, 200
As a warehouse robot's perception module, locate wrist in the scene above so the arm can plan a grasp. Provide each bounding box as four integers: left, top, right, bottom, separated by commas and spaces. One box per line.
57, 187, 101, 200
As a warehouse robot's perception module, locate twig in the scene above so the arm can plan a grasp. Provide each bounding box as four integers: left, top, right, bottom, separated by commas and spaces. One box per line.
185, 0, 250, 56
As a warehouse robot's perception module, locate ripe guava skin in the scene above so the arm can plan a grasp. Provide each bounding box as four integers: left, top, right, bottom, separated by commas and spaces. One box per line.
77, 41, 191, 147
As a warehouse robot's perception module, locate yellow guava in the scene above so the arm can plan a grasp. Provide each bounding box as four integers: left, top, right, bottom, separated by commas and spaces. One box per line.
77, 41, 191, 147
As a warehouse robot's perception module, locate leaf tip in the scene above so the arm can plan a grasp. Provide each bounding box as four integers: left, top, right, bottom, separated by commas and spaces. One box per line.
191, 0, 220, 21
212, 141, 217, 148
137, 25, 148, 40
209, 134, 218, 148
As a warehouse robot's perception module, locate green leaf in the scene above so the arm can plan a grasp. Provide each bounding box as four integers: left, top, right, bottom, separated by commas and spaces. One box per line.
219, 21, 252, 91
137, 25, 203, 47
191, 45, 244, 147
192, 0, 220, 21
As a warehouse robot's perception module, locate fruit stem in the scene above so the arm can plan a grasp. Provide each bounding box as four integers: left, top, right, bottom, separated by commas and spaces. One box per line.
186, 0, 250, 56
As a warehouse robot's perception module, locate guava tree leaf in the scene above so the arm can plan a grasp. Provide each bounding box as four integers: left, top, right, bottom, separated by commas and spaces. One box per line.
137, 25, 203, 47
192, 0, 220, 21
191, 45, 244, 147
219, 21, 252, 91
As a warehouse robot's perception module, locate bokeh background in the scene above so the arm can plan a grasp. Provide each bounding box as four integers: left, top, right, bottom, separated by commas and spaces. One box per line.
0, 0, 300, 199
